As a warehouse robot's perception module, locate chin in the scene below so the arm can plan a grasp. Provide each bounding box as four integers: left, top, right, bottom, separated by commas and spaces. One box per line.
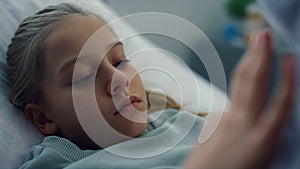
119, 122, 147, 138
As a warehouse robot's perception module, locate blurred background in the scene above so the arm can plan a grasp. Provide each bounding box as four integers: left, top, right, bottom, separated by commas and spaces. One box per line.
103, 0, 267, 91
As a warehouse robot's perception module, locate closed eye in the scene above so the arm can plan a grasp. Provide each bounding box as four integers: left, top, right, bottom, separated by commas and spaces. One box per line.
73, 73, 95, 86
113, 59, 130, 67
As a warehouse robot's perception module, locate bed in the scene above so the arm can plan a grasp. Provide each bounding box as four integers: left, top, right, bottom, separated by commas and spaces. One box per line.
0, 0, 228, 168
2, 0, 300, 168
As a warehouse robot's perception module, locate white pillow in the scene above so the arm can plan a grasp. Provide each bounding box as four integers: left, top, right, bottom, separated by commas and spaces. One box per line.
0, 0, 227, 168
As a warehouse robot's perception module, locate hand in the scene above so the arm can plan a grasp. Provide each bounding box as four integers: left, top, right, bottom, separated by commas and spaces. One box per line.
184, 30, 295, 169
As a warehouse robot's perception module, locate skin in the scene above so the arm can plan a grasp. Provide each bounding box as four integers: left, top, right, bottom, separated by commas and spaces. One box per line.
23, 15, 295, 168
184, 30, 295, 168
24, 15, 148, 150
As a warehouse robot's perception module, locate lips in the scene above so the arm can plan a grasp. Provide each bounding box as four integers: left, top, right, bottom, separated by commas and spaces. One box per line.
113, 95, 142, 116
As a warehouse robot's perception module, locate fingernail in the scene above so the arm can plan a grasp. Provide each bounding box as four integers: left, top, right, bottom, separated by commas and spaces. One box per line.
250, 29, 271, 48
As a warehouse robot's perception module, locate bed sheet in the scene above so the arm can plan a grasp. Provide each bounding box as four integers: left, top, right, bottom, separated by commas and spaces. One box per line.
0, 1, 227, 168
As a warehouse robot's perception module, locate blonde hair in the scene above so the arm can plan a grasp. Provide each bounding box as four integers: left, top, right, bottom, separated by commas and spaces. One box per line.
7, 3, 206, 117
146, 91, 207, 117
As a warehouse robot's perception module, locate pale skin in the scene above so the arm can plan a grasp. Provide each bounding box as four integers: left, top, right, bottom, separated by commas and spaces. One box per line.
184, 30, 295, 168
24, 15, 148, 150
23, 15, 295, 168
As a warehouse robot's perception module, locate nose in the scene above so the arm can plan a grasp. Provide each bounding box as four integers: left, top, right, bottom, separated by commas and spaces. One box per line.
107, 70, 130, 97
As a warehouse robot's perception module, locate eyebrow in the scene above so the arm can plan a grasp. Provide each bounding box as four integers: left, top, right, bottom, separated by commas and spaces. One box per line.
57, 41, 123, 74
57, 57, 77, 75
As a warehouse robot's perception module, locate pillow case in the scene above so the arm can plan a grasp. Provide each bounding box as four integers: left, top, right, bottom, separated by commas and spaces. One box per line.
0, 0, 227, 168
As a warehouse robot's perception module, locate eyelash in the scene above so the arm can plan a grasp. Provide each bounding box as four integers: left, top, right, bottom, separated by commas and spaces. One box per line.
72, 59, 130, 87
73, 73, 95, 87
113, 58, 130, 67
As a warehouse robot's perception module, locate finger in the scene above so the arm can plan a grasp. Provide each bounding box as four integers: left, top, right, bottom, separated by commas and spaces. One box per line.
264, 55, 295, 136
229, 29, 272, 123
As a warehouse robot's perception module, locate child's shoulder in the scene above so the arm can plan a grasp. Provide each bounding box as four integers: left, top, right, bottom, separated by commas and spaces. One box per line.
19, 136, 96, 169
143, 108, 204, 137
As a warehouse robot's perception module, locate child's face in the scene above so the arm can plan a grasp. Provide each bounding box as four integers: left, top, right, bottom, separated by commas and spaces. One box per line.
37, 15, 148, 148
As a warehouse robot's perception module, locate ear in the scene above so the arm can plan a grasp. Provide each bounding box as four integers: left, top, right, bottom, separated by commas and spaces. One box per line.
24, 104, 58, 135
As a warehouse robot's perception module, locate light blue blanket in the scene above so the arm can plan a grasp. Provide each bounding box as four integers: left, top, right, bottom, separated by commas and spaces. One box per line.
63, 109, 203, 169
19, 109, 204, 169
64, 2, 300, 168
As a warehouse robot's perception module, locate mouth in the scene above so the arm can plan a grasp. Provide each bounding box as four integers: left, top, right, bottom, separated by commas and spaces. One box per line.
113, 95, 142, 116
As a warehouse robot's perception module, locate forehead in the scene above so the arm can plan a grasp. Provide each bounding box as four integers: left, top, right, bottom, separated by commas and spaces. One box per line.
42, 15, 108, 75
44, 15, 106, 56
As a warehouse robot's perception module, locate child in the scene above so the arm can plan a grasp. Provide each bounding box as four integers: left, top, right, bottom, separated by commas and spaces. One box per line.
7, 3, 295, 169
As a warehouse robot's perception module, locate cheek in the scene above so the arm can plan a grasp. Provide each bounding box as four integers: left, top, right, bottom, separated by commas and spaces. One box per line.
129, 74, 148, 108
130, 73, 145, 92
41, 85, 86, 135
94, 85, 115, 120
43, 87, 77, 123
42, 84, 73, 113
